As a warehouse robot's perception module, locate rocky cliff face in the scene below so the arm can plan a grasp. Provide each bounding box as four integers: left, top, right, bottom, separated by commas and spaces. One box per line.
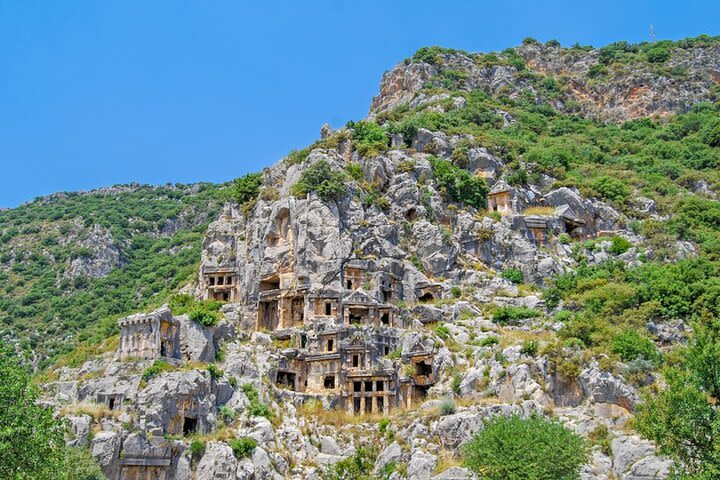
371, 41, 720, 122
37, 37, 720, 480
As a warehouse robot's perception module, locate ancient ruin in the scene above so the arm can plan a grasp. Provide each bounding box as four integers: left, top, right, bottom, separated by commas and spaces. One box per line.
118, 308, 180, 361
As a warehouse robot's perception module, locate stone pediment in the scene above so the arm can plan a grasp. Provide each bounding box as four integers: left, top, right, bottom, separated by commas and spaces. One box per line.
344, 289, 376, 306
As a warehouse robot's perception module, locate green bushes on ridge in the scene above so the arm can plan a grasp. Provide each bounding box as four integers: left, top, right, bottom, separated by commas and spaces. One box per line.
463, 415, 588, 480
429, 156, 488, 209
291, 160, 348, 202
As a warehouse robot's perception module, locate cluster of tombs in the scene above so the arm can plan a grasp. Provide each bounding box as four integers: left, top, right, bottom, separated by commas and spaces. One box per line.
486, 181, 609, 245
251, 259, 442, 415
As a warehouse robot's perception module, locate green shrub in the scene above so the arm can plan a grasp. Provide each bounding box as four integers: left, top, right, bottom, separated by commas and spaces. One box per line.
219, 173, 263, 205
480, 336, 499, 347
587, 424, 612, 456
521, 340, 539, 357
450, 286, 462, 298
506, 168, 528, 186
241, 383, 272, 419
610, 330, 660, 364
378, 418, 390, 433
207, 364, 224, 380
493, 306, 542, 325
290, 160, 348, 201
645, 44, 671, 63
142, 360, 173, 382
346, 162, 364, 181
591, 176, 631, 205
219, 405, 237, 423
189, 439, 206, 461
440, 398, 457, 416
608, 236, 632, 255
463, 415, 588, 480
322, 447, 376, 480
434, 323, 451, 339
428, 156, 488, 210
286, 147, 311, 165
451, 373, 462, 395
170, 295, 223, 326
228, 437, 257, 459
189, 307, 220, 327
348, 120, 388, 157
502, 268, 524, 284
558, 233, 572, 244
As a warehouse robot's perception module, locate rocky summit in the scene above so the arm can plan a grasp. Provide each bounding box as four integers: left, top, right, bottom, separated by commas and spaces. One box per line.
7, 35, 720, 479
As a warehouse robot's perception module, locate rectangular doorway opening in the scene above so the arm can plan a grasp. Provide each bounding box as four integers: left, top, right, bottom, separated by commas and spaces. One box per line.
183, 417, 198, 436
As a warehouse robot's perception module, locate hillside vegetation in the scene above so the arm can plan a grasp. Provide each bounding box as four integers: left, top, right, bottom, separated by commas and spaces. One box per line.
0, 184, 222, 368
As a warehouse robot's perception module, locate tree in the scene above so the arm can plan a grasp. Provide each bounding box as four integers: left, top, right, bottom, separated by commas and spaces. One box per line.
463, 415, 588, 480
428, 156, 488, 210
0, 343, 66, 479
291, 160, 348, 202
219, 172, 263, 205
635, 326, 720, 478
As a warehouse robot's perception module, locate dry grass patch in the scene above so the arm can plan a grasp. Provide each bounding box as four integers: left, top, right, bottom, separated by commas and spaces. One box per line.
434, 449, 463, 474
523, 206, 556, 216
497, 328, 556, 350
60, 402, 120, 421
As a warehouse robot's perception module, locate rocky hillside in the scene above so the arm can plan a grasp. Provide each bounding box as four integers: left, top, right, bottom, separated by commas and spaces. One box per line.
12, 35, 720, 480
371, 36, 720, 122
0, 183, 223, 368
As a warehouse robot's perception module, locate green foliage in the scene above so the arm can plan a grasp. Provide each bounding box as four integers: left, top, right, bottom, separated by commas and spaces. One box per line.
207, 364, 224, 380
608, 236, 632, 255
440, 398, 457, 416
587, 424, 612, 457
645, 43, 672, 63
0, 343, 104, 479
219, 173, 262, 206
322, 447, 376, 480
506, 168, 529, 186
493, 306, 542, 325
385, 347, 402, 359
480, 336, 499, 347
428, 156, 488, 209
635, 327, 720, 477
451, 373, 462, 395
502, 268, 524, 284
590, 176, 631, 204
142, 360, 173, 382
521, 340, 539, 357
170, 294, 222, 326
228, 437, 257, 459
434, 323, 451, 339
411, 46, 465, 65
0, 183, 221, 367
189, 439, 206, 461
463, 415, 588, 480
450, 286, 462, 298
241, 383, 272, 419
286, 147, 312, 166
348, 120, 388, 157
346, 162, 364, 181
378, 418, 390, 433
290, 160, 348, 202
610, 329, 660, 364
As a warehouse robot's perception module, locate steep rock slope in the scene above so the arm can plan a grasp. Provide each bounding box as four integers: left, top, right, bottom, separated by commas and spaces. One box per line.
37, 36, 720, 480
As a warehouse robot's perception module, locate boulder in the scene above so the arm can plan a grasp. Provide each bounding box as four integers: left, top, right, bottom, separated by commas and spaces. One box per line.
196, 442, 238, 480
407, 449, 438, 480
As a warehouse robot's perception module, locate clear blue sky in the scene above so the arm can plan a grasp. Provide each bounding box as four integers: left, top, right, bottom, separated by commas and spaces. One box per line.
1, 0, 718, 207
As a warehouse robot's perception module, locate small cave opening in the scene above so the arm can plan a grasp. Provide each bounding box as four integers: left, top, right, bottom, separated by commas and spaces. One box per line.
183, 417, 198, 436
